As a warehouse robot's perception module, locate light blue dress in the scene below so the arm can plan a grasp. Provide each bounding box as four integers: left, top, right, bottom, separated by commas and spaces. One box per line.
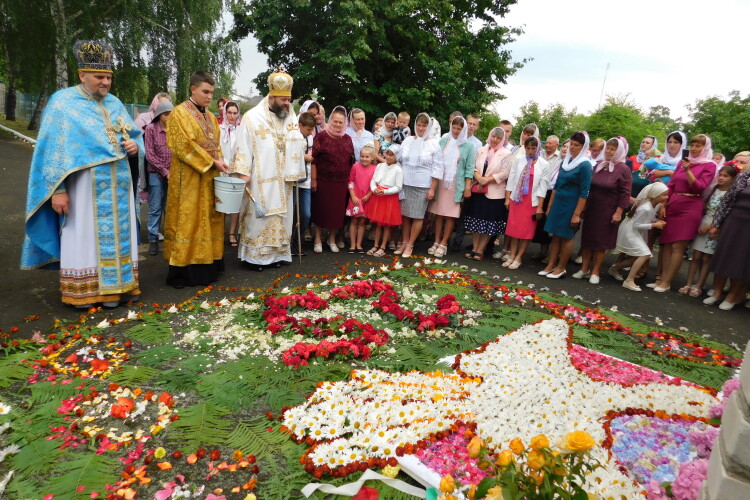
544, 161, 592, 238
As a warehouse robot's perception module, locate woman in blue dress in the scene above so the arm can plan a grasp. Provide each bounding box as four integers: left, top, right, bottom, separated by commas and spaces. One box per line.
539, 131, 593, 279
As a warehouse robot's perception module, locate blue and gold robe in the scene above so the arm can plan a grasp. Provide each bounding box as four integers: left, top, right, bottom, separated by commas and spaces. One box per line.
21, 85, 144, 304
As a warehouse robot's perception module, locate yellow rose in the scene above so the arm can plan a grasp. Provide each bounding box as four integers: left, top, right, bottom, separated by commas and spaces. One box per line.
467, 435, 483, 458
527, 449, 546, 470
509, 437, 525, 455
530, 434, 550, 450
439, 474, 455, 493
495, 449, 514, 467
153, 447, 166, 459
485, 486, 504, 500
563, 431, 597, 452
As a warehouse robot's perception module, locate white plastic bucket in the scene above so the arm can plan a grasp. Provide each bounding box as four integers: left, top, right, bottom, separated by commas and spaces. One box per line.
214, 176, 246, 214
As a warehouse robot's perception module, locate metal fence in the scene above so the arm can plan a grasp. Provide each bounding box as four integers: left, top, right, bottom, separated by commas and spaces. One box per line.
0, 81, 148, 123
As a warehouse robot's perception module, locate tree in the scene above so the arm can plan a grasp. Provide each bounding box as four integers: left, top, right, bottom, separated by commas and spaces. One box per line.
513, 101, 580, 143
584, 95, 664, 156
231, 0, 524, 129
645, 105, 682, 136
685, 91, 750, 158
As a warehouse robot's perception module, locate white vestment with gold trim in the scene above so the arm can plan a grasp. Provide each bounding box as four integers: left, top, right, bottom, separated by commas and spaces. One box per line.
231, 97, 306, 265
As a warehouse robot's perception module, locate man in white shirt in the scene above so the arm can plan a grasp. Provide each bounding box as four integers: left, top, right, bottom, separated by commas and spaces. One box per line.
541, 135, 562, 173
466, 114, 482, 150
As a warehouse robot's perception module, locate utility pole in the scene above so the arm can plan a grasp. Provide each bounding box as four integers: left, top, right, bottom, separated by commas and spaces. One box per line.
598, 63, 610, 109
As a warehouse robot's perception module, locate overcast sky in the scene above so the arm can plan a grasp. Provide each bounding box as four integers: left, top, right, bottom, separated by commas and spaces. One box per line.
232, 0, 749, 122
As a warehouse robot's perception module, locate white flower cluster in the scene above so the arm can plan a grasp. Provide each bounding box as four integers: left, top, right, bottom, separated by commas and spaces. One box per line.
283, 319, 717, 498
283, 369, 479, 467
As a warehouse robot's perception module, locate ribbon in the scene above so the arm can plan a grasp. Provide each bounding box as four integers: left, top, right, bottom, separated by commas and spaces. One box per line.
301, 468, 427, 498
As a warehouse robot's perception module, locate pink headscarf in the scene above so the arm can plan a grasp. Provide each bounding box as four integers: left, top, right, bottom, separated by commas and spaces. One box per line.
597, 137, 628, 173
687, 134, 714, 164
326, 105, 348, 138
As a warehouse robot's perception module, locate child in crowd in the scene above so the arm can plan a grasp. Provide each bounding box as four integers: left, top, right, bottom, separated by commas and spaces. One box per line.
291, 111, 316, 255
504, 136, 549, 269
391, 111, 411, 145
680, 165, 738, 297
346, 145, 377, 253
609, 183, 669, 292
367, 149, 403, 257
144, 100, 174, 256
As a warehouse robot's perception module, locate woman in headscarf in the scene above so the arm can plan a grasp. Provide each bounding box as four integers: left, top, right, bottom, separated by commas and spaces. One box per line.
135, 92, 172, 131
310, 106, 355, 253
503, 136, 549, 269
426, 116, 476, 258
464, 127, 512, 260
649, 134, 717, 292
639, 131, 687, 192
494, 123, 540, 260
299, 100, 321, 133
220, 101, 242, 247
573, 137, 632, 283
539, 131, 593, 279
706, 164, 750, 309
628, 135, 658, 172
396, 113, 444, 258
588, 138, 606, 164
374, 112, 397, 163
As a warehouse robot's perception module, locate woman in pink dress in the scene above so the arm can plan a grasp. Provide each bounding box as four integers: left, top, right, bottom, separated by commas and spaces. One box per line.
504, 137, 549, 269
650, 134, 717, 292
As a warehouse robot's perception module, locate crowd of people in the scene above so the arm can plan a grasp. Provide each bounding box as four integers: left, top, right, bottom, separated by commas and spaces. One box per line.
21, 40, 750, 312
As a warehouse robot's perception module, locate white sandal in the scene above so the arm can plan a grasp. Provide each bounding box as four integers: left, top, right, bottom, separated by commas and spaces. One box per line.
434, 244, 447, 258
427, 242, 439, 255
313, 243, 323, 253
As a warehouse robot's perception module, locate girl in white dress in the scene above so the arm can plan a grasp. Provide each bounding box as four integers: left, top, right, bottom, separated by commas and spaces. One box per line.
609, 183, 669, 291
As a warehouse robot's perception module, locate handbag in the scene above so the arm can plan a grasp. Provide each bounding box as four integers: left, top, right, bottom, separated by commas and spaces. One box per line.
470, 156, 490, 194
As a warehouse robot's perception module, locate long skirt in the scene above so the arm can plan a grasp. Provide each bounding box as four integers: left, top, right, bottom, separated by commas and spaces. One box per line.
312, 179, 348, 230
464, 194, 507, 236
400, 185, 430, 220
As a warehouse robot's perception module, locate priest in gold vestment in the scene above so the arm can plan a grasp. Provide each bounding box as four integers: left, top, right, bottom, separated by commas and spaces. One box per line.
230, 69, 306, 269
163, 71, 229, 288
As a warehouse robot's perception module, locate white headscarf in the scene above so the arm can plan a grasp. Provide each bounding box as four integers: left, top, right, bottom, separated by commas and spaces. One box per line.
404, 113, 432, 167
301, 100, 325, 133
597, 137, 628, 173
441, 117, 468, 189
378, 112, 397, 138
660, 131, 687, 167
636, 181, 668, 202
561, 132, 590, 172
714, 154, 726, 166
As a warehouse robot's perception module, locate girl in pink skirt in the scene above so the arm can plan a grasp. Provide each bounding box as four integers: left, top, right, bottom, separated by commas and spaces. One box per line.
346, 145, 377, 253
367, 149, 403, 257
503, 137, 549, 269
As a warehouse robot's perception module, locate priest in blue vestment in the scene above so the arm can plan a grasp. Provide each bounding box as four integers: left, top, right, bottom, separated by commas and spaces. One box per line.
21, 40, 144, 308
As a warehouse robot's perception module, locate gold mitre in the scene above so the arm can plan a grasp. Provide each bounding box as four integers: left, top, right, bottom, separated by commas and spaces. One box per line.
73, 40, 114, 73
268, 67, 293, 97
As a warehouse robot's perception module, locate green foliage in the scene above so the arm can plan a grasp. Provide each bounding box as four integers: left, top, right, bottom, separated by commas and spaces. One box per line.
107, 364, 160, 385
135, 344, 187, 366
125, 320, 173, 345
43, 453, 122, 499
685, 90, 750, 157
153, 368, 200, 394
8, 433, 64, 481
225, 417, 294, 461
167, 401, 234, 451
584, 95, 666, 156
0, 351, 35, 388
231, 0, 524, 126
513, 101, 581, 143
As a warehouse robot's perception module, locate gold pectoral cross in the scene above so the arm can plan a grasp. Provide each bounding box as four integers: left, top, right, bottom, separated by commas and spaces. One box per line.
111, 116, 133, 140
255, 127, 272, 140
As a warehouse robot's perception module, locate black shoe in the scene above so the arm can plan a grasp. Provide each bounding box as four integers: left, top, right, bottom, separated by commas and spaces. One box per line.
148, 242, 159, 255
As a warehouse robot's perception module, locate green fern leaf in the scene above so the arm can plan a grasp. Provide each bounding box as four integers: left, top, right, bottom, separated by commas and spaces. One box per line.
9, 434, 65, 480
124, 321, 172, 345
135, 344, 186, 366
107, 365, 159, 385
42, 452, 121, 498
154, 368, 200, 394
167, 402, 233, 451
225, 418, 295, 461
28, 381, 82, 406
0, 351, 35, 388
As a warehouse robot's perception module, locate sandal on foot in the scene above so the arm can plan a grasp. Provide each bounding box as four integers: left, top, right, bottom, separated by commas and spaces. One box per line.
465, 251, 477, 259
427, 242, 439, 255
434, 244, 448, 258
229, 234, 239, 247
401, 244, 414, 258
313, 243, 323, 253
473, 253, 484, 261
374, 248, 386, 257
678, 285, 691, 295
366, 247, 378, 256
689, 286, 702, 298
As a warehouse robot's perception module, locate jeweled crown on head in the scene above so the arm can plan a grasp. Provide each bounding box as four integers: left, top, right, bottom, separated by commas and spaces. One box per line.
268, 66, 293, 97
73, 40, 114, 73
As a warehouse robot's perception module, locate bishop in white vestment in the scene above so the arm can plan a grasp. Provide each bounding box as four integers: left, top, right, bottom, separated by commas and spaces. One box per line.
230, 69, 306, 267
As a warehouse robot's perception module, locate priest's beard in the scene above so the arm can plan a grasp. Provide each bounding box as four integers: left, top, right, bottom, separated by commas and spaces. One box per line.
270, 101, 289, 120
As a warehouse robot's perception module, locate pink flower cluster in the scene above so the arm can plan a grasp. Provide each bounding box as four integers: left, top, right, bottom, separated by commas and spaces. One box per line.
671, 458, 709, 500
570, 345, 679, 386
709, 377, 741, 419
414, 426, 490, 487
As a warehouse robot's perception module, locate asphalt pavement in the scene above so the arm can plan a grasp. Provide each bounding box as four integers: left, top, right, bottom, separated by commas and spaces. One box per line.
1, 133, 748, 351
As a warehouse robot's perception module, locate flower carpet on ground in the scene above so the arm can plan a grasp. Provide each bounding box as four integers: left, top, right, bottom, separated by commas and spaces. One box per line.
0, 259, 743, 499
